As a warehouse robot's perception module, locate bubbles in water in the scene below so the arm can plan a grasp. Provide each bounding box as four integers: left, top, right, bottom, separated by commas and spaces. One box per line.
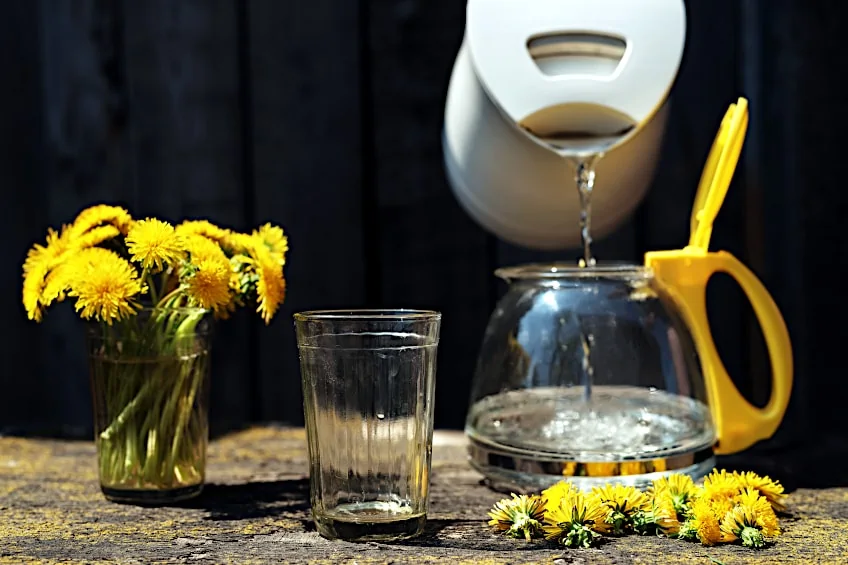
467, 386, 715, 459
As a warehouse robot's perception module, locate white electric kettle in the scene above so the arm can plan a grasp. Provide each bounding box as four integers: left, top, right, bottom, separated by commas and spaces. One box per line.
442, 0, 687, 250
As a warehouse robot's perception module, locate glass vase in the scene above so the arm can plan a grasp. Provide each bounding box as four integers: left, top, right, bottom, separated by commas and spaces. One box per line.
86, 307, 212, 504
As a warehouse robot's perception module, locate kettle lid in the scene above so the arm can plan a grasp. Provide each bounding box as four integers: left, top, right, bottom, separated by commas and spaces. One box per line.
466, 0, 686, 135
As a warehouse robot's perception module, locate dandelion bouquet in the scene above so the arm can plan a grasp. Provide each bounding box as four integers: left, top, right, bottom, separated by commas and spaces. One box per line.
21, 204, 288, 501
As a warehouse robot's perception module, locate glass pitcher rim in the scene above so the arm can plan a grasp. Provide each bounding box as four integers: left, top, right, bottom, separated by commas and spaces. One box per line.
495, 262, 652, 281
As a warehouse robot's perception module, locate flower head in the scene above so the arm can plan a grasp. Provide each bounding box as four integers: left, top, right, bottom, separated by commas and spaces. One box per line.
541, 481, 577, 510
74, 225, 121, 249
733, 471, 786, 513
176, 220, 236, 251
736, 488, 780, 537
678, 497, 723, 545
488, 494, 546, 541
654, 493, 683, 536
719, 492, 780, 549
67, 204, 133, 237
252, 223, 288, 265
591, 483, 650, 535
22, 260, 51, 322
126, 218, 185, 272
698, 468, 742, 521
651, 473, 700, 517
65, 248, 146, 324
185, 257, 232, 312
703, 469, 741, 500
543, 491, 612, 548
22, 222, 121, 322
254, 245, 286, 324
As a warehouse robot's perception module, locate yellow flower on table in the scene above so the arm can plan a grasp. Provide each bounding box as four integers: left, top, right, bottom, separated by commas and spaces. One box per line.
543, 491, 612, 548
682, 496, 723, 546
487, 493, 546, 541
733, 471, 787, 513
719, 490, 780, 549
541, 480, 576, 510
126, 218, 185, 272
591, 483, 650, 535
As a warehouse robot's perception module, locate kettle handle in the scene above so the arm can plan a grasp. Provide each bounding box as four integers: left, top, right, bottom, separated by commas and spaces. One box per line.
645, 249, 793, 455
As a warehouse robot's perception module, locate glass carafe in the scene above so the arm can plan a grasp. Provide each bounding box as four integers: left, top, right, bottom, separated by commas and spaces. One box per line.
465, 259, 792, 492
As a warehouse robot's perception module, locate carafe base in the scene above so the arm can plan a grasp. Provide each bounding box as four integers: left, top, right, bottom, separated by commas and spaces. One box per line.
467, 436, 716, 493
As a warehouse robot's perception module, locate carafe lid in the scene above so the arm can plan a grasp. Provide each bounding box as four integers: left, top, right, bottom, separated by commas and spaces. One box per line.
687, 98, 749, 251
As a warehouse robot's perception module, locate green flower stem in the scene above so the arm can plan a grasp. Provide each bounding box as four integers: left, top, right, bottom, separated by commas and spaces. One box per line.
98, 378, 157, 442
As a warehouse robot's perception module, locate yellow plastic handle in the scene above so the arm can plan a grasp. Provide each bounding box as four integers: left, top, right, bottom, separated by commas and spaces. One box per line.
645, 249, 793, 455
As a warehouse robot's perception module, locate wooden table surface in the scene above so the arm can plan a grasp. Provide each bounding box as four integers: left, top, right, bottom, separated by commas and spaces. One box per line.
1, 426, 846, 564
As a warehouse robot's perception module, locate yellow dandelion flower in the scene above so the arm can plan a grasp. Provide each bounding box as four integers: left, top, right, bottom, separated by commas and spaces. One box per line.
585, 462, 619, 477
487, 494, 546, 541
126, 218, 185, 272
591, 483, 650, 535
703, 469, 741, 499
737, 488, 780, 537
650, 473, 699, 516
176, 220, 235, 250
720, 501, 779, 549
23, 227, 69, 276
651, 473, 698, 499
183, 233, 228, 262
67, 204, 133, 237
40, 260, 77, 309
73, 225, 121, 249
65, 248, 145, 324
226, 231, 257, 255
541, 480, 577, 510
253, 223, 289, 265
22, 260, 50, 322
254, 246, 286, 324
654, 493, 682, 535
22, 226, 77, 321
701, 469, 742, 521
185, 257, 232, 313
543, 491, 612, 548
678, 497, 723, 546
733, 471, 787, 513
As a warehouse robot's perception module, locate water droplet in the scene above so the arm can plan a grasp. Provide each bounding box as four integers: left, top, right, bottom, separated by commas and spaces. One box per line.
376, 413, 385, 420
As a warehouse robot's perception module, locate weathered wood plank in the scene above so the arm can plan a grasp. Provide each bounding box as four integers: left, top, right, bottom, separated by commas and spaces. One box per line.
14, 0, 136, 434
737, 0, 808, 445
367, 0, 491, 429
121, 0, 252, 433
2, 427, 847, 564
246, 1, 368, 426
785, 1, 848, 440
0, 0, 52, 433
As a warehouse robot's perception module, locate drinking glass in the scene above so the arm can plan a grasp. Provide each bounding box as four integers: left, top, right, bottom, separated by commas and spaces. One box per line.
294, 309, 441, 542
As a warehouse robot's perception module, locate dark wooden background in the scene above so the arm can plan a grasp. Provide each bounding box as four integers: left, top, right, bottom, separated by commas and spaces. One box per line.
0, 1, 837, 450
